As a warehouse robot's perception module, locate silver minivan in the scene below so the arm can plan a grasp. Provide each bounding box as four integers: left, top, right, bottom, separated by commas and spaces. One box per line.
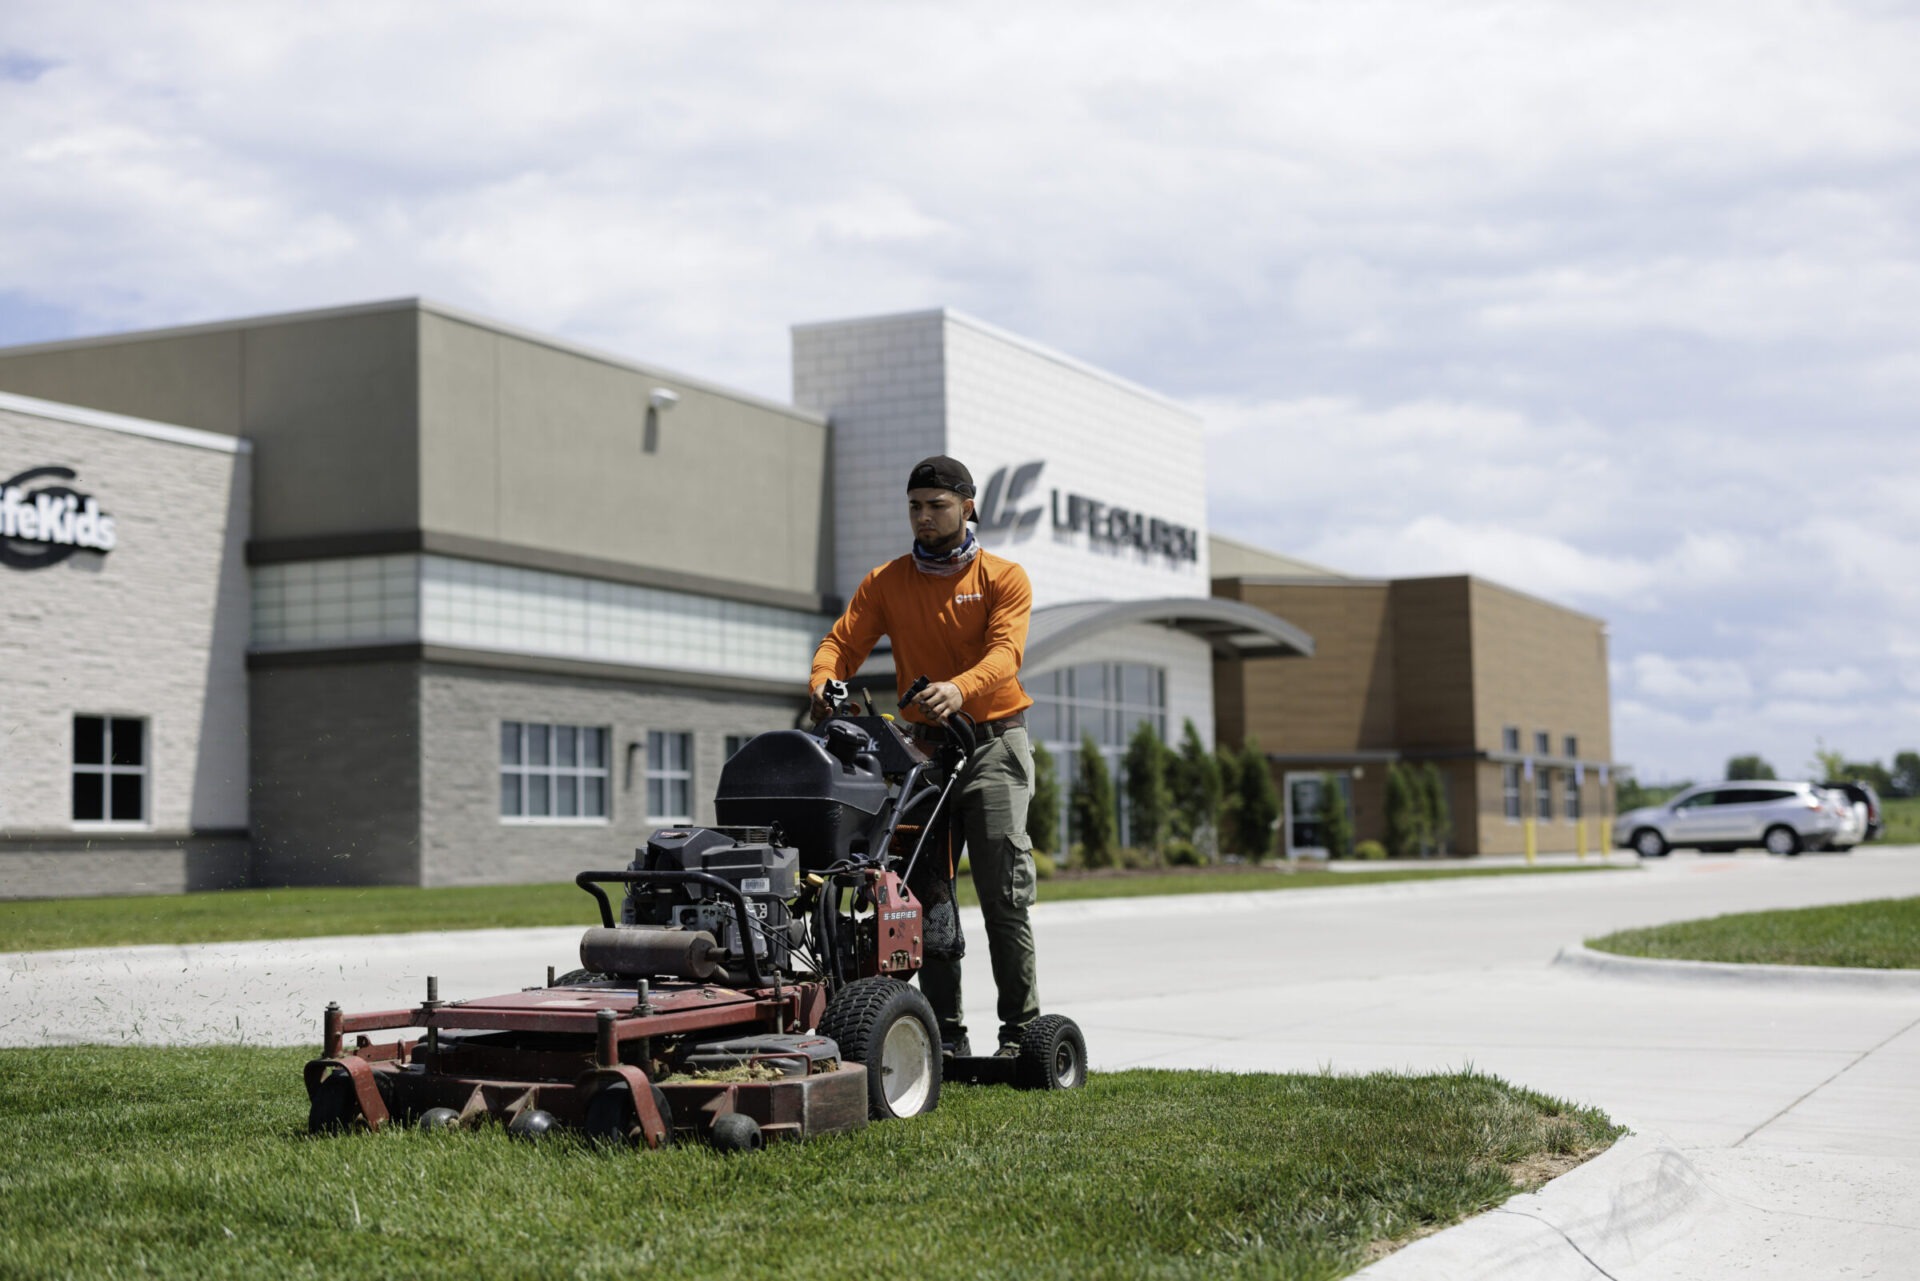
1613, 781, 1848, 857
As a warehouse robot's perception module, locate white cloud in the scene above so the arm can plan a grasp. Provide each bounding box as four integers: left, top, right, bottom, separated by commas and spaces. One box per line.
1, 0, 1918, 782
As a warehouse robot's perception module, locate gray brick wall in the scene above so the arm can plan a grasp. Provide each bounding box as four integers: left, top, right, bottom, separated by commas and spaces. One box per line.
418, 663, 806, 886
249, 660, 422, 886
0, 400, 249, 900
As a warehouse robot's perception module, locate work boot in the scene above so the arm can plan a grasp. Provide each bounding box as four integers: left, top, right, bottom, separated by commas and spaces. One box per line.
942, 1035, 972, 1059
993, 1042, 1020, 1059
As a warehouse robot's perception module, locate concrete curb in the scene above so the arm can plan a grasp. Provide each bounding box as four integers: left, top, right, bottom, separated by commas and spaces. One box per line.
1352, 1133, 1717, 1280
1553, 941, 1920, 992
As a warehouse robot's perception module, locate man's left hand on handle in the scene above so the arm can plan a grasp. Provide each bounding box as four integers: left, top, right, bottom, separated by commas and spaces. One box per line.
914, 680, 964, 723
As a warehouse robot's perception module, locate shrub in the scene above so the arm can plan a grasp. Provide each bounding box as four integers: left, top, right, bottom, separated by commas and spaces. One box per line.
1236, 738, 1281, 859
1123, 721, 1172, 860
1384, 764, 1419, 859
1318, 771, 1354, 860
1421, 762, 1452, 856
1170, 720, 1223, 860
1071, 734, 1118, 869
1164, 838, 1204, 867
1027, 740, 1060, 855
1032, 850, 1056, 880
1354, 839, 1388, 861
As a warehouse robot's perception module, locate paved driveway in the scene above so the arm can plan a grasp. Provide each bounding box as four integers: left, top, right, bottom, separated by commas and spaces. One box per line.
6, 847, 1919, 1277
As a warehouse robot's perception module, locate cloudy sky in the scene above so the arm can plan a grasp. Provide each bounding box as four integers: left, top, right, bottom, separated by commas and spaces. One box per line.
4, 1, 1916, 783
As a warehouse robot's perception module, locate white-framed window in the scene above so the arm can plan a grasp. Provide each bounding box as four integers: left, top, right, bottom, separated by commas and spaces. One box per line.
73, 715, 147, 825
1502, 764, 1522, 821
1564, 734, 1578, 759
725, 734, 754, 761
647, 730, 693, 823
1537, 770, 1555, 822
1534, 730, 1551, 757
500, 721, 609, 822
1566, 777, 1582, 822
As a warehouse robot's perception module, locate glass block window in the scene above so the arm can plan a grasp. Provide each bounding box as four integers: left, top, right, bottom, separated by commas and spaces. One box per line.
647, 730, 693, 823
500, 721, 609, 822
1502, 764, 1522, 821
73, 715, 146, 824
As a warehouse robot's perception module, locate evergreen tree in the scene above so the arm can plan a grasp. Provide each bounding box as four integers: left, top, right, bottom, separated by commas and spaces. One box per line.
1236, 738, 1281, 860
1892, 751, 1920, 799
1421, 762, 1452, 856
1071, 733, 1117, 869
1317, 770, 1354, 860
1171, 719, 1224, 860
1123, 720, 1172, 861
1383, 764, 1419, 859
1026, 739, 1060, 856
1725, 754, 1775, 781
1215, 744, 1245, 856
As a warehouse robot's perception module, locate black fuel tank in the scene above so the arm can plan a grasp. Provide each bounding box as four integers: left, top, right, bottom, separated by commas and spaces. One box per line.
714, 729, 889, 869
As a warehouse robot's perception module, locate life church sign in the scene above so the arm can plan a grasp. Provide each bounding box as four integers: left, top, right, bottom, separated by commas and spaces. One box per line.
0, 465, 118, 570
975, 460, 1200, 565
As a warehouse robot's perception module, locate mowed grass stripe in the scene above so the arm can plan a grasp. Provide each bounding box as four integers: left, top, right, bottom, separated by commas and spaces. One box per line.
0, 1046, 1620, 1281
0, 864, 1622, 954
1588, 895, 1920, 969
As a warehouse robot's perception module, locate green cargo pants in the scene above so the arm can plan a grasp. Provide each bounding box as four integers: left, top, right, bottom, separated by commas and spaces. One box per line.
916, 726, 1041, 1050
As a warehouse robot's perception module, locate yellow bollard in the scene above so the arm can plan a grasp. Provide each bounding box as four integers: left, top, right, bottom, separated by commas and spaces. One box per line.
1524, 817, 1537, 865
1576, 817, 1587, 862
1595, 817, 1607, 864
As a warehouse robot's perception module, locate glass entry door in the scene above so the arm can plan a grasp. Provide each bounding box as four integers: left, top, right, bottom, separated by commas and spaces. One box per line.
1285, 772, 1327, 858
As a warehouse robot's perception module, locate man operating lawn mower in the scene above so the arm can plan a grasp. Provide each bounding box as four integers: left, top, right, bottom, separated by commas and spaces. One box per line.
810, 455, 1041, 1061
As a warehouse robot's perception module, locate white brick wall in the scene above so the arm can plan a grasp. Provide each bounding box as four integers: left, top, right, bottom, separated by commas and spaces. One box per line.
0, 397, 250, 840
792, 310, 1209, 609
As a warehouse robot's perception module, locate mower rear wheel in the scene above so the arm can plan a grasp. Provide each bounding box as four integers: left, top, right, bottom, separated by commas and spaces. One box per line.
819, 977, 942, 1120
709, 1112, 764, 1153
307, 1068, 357, 1134
584, 1080, 674, 1148
1015, 1015, 1087, 1090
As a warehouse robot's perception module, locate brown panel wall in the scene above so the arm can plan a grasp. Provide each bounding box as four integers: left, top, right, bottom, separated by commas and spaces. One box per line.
1215, 580, 1395, 752
1389, 576, 1475, 750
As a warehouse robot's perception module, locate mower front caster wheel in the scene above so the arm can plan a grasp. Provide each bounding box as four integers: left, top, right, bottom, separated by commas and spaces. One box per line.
709, 1112, 764, 1153
818, 976, 942, 1120
584, 1081, 674, 1148
416, 1107, 462, 1132
1016, 1014, 1088, 1090
307, 1068, 358, 1134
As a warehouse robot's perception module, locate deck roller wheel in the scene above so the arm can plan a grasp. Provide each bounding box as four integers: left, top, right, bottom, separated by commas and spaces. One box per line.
818, 976, 942, 1120
709, 1112, 764, 1153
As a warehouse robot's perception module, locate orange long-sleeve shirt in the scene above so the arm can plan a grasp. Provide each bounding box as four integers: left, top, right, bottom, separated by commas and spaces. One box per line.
812, 550, 1035, 727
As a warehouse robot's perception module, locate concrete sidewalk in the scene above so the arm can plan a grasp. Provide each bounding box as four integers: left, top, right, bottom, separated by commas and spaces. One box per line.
5, 847, 1919, 1277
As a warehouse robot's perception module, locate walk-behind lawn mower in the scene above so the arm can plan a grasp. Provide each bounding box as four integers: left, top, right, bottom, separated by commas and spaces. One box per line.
304, 680, 1086, 1152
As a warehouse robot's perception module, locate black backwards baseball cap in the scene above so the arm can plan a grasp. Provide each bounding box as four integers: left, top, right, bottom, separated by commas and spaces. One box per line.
907, 455, 975, 498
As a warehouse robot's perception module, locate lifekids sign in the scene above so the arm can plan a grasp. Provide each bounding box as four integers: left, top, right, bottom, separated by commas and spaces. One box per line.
1, 466, 118, 570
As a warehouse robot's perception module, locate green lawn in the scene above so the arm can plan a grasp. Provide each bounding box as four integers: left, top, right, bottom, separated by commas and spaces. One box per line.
1587, 896, 1920, 969
0, 1045, 1620, 1281
0, 864, 1622, 954
1877, 796, 1920, 845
